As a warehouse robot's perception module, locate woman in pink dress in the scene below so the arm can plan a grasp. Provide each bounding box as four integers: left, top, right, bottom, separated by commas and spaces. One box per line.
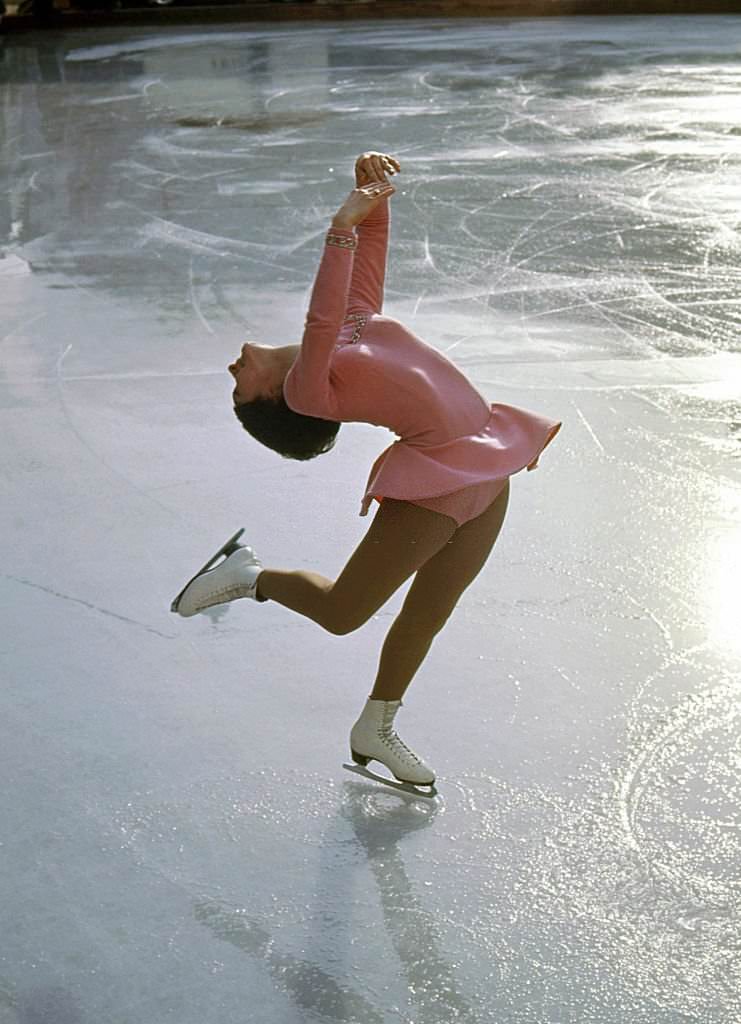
172, 152, 561, 795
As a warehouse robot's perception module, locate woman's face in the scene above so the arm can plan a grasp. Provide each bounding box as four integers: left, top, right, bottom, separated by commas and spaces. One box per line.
228, 342, 279, 405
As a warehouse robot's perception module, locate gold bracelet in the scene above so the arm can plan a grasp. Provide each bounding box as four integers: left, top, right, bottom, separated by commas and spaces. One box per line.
326, 232, 357, 250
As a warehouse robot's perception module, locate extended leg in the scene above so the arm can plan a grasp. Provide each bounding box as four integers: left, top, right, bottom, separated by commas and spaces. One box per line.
256, 498, 457, 635
370, 479, 510, 701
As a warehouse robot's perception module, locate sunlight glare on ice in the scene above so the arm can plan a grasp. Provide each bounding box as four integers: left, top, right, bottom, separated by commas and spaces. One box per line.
703, 516, 741, 659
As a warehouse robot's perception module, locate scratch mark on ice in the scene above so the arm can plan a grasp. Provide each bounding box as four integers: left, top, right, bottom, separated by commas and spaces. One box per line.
571, 400, 606, 454
56, 343, 73, 374
188, 259, 215, 335
0, 311, 44, 341
423, 232, 436, 270
1, 574, 176, 639
54, 343, 175, 515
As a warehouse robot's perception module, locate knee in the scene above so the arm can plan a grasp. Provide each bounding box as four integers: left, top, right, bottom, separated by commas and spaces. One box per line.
323, 598, 370, 637
397, 605, 453, 638
326, 615, 364, 637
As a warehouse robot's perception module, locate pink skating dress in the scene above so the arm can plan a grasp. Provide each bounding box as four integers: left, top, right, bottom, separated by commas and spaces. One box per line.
283, 198, 562, 528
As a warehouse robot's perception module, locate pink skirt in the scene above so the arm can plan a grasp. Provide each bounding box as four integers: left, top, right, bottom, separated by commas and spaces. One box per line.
360, 404, 562, 520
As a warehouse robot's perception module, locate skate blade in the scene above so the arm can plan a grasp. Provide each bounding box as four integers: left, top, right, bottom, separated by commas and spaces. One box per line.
342, 762, 438, 799
170, 527, 245, 613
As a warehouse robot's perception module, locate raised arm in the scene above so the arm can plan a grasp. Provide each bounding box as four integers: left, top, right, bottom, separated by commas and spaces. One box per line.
346, 198, 389, 315
283, 174, 396, 418
346, 152, 400, 314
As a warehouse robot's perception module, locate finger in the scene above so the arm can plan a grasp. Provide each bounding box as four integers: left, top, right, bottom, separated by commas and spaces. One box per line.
360, 181, 394, 197
371, 157, 387, 182
366, 183, 395, 200
356, 157, 372, 184
382, 156, 399, 174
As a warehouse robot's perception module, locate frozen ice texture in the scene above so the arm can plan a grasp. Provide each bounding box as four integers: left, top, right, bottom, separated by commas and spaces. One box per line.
1, 15, 740, 1024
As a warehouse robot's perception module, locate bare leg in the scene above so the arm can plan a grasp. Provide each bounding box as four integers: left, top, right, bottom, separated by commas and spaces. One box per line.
370, 480, 510, 701
256, 498, 457, 635
255, 569, 334, 625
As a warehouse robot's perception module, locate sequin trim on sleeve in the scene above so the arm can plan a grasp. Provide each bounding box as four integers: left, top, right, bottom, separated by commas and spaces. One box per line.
344, 312, 369, 343
326, 231, 358, 250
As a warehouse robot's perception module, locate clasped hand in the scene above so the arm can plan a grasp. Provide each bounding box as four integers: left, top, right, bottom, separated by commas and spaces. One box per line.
332, 151, 401, 231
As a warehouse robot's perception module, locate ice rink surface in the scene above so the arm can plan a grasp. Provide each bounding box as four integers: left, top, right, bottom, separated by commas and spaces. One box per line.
2, 14, 740, 1023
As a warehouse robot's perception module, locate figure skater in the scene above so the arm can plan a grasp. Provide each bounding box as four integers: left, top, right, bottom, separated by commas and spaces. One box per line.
171, 151, 561, 794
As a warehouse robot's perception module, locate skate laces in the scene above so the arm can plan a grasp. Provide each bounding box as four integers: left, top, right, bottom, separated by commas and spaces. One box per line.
377, 711, 425, 766
192, 554, 258, 606
211, 582, 254, 603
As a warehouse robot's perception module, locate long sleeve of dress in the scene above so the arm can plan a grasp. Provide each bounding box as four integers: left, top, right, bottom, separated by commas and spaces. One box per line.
282, 227, 356, 418
347, 197, 389, 315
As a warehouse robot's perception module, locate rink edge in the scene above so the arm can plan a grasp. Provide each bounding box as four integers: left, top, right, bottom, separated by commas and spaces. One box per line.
3, 0, 741, 34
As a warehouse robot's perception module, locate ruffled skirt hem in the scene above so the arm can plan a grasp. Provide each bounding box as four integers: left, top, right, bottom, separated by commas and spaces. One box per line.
359, 404, 561, 517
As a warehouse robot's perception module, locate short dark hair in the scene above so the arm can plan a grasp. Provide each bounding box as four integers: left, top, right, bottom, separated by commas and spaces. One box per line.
233, 394, 341, 461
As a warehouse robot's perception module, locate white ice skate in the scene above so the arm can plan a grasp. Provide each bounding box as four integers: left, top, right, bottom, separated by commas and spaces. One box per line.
344, 698, 438, 798
171, 528, 267, 617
